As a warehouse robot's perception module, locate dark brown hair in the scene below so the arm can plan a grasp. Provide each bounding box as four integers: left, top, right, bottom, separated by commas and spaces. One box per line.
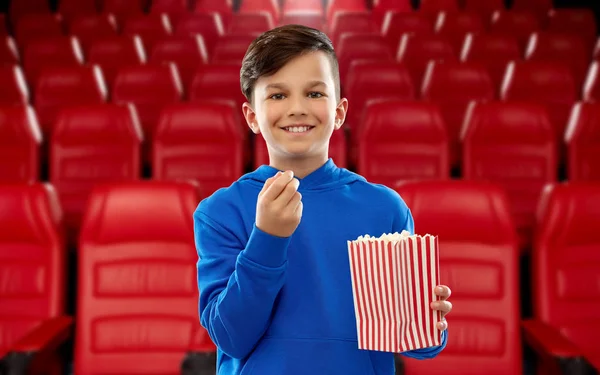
240, 24, 340, 103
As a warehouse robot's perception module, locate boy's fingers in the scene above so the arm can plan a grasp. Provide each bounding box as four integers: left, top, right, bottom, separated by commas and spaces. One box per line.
435, 285, 451, 299
275, 178, 300, 206
263, 171, 294, 201
437, 320, 448, 331
430, 301, 452, 313
258, 172, 282, 197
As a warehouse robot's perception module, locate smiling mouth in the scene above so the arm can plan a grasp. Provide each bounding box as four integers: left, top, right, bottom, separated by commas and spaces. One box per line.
281, 125, 315, 133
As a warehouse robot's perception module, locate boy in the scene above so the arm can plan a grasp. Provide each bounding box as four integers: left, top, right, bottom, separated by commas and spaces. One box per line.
194, 25, 452, 374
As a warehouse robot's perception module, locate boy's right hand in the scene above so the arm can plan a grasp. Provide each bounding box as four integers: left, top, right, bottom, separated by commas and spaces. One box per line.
256, 170, 303, 238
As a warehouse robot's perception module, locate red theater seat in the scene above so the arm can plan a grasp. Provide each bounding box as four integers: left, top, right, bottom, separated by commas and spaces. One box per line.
434, 11, 485, 53
463, 0, 506, 20
489, 10, 541, 52
14, 13, 64, 48
86, 35, 146, 88
101, 0, 146, 23
326, 0, 368, 25
0, 65, 29, 106
211, 34, 258, 64
279, 10, 324, 30
0, 36, 19, 65
57, 0, 97, 23
394, 180, 522, 375
525, 32, 590, 90
460, 33, 521, 91
511, 0, 552, 21
49, 104, 142, 245
111, 63, 183, 139
122, 13, 173, 52
371, 0, 412, 27
153, 102, 245, 197
358, 100, 449, 186
74, 181, 216, 373
67, 14, 119, 54
421, 60, 495, 168
149, 35, 208, 87
546, 8, 597, 52
34, 65, 108, 135
329, 11, 378, 47
461, 101, 557, 251
337, 33, 394, 84
0, 105, 42, 183
21, 36, 85, 88
501, 61, 577, 147
0, 183, 71, 374
523, 183, 600, 374
229, 11, 274, 33
381, 12, 434, 53
396, 33, 456, 90
583, 60, 600, 102
173, 12, 224, 56
565, 102, 600, 182
239, 0, 280, 23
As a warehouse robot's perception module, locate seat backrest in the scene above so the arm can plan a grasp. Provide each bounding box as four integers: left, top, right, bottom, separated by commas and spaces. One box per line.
434, 11, 485, 52
344, 60, 415, 131
153, 102, 244, 197
419, 0, 460, 14
50, 104, 142, 237
583, 60, 600, 102
488, 10, 541, 51
101, 0, 146, 23
173, 12, 224, 56
525, 32, 590, 89
463, 0, 506, 19
0, 183, 65, 355
239, 0, 280, 23
75, 181, 207, 373
533, 182, 600, 357
546, 8, 597, 51
111, 63, 183, 137
229, 11, 274, 33
279, 10, 324, 30
211, 33, 258, 64
34, 65, 108, 134
394, 180, 521, 375
381, 12, 434, 52
396, 33, 456, 90
564, 102, 600, 182
462, 101, 557, 250
86, 35, 146, 87
337, 33, 393, 83
326, 0, 368, 24
460, 33, 521, 90
21, 36, 85, 87
0, 36, 19, 65
0, 65, 29, 106
67, 14, 119, 54
501, 61, 577, 142
188, 63, 247, 133
358, 100, 449, 186
14, 13, 64, 48
58, 0, 98, 22
511, 0, 552, 20
149, 35, 208, 86
122, 13, 173, 52
421, 60, 495, 165
0, 105, 42, 183
329, 11, 379, 46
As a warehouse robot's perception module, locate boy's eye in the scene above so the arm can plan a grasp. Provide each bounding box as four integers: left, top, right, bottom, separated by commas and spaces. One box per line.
308, 92, 324, 98
269, 93, 285, 100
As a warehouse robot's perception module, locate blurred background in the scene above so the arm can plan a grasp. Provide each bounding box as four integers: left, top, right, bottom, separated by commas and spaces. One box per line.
0, 0, 599, 374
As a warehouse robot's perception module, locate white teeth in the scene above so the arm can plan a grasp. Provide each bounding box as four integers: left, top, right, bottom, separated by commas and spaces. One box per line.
285, 126, 311, 133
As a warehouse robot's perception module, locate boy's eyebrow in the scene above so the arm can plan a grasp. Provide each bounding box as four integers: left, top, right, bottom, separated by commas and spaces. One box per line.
264, 81, 328, 91
307, 80, 327, 88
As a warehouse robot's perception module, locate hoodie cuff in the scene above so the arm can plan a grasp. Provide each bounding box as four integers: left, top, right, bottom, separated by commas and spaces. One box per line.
241, 224, 292, 268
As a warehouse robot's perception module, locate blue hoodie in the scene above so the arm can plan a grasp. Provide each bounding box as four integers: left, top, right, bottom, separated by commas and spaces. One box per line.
194, 159, 447, 375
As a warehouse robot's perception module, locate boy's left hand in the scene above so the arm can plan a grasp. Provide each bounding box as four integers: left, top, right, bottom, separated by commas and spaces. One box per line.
431, 285, 452, 331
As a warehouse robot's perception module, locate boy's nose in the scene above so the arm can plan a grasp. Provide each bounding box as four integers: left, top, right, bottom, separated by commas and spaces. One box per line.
286, 96, 307, 117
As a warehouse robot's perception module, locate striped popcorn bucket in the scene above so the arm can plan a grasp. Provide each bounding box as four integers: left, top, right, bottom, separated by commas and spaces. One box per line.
347, 232, 442, 353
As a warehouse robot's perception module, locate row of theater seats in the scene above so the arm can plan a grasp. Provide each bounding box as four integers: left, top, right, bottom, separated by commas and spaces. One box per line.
2, 98, 598, 254
1, 179, 598, 374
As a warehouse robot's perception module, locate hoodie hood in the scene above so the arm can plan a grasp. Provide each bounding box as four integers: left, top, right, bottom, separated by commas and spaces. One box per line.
239, 158, 365, 192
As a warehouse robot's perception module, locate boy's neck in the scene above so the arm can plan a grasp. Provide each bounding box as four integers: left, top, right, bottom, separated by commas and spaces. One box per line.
269, 154, 329, 179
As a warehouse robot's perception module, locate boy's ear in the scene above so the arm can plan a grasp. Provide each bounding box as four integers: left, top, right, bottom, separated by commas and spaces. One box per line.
242, 102, 260, 134
334, 98, 349, 130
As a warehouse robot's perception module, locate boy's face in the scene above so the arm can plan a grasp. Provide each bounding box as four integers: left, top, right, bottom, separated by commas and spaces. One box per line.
242, 51, 348, 162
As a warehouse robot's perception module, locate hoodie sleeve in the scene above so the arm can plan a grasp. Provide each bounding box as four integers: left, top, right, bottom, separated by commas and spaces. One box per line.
393, 205, 449, 360
194, 208, 291, 359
